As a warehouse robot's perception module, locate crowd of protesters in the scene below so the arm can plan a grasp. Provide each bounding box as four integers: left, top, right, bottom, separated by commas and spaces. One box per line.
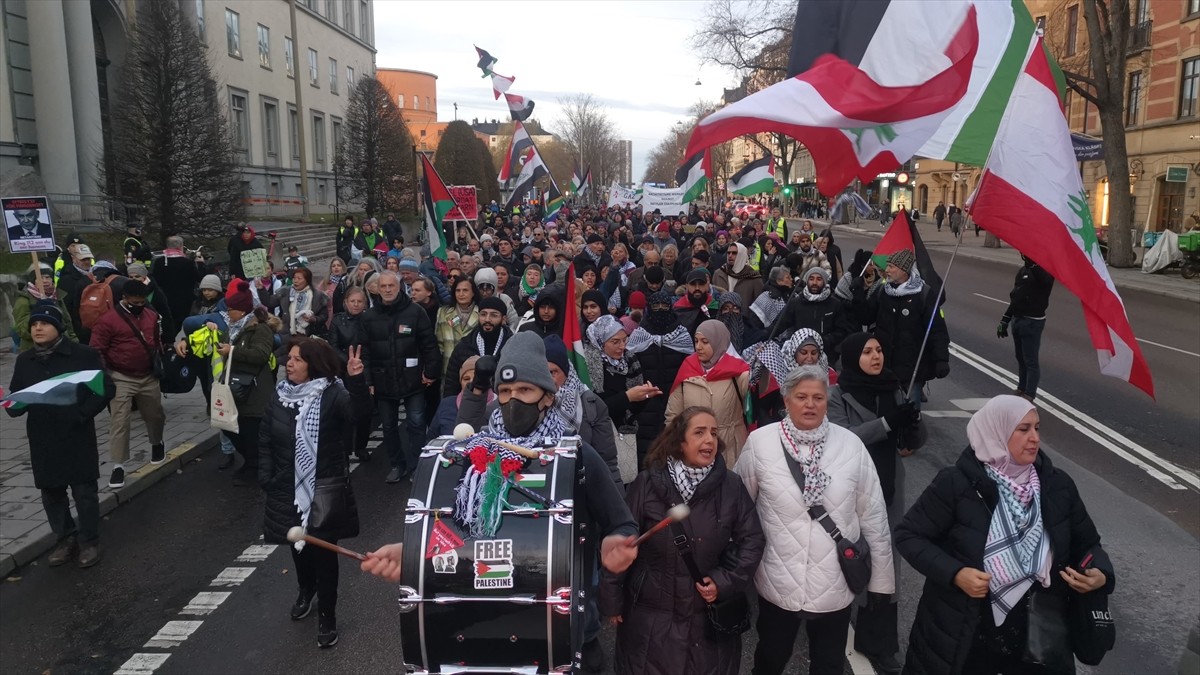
6, 201, 1113, 673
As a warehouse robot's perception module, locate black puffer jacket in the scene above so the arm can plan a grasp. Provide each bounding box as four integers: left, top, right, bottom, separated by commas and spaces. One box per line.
328, 311, 365, 364
869, 285, 950, 385
258, 374, 370, 543
359, 294, 440, 399
768, 293, 855, 358
895, 448, 1116, 675
600, 457, 764, 675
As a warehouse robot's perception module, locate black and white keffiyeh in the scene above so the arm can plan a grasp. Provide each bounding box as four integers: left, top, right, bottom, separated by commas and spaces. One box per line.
276, 376, 337, 550
552, 366, 585, 432
884, 269, 925, 297
625, 326, 694, 355
749, 291, 787, 328
475, 329, 506, 357
485, 402, 570, 446
802, 285, 832, 303
667, 457, 713, 503
780, 416, 832, 508
288, 286, 313, 335
983, 464, 1052, 625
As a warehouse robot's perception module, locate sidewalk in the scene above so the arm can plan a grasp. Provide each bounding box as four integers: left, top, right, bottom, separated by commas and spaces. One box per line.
799, 217, 1200, 304
0, 349, 219, 577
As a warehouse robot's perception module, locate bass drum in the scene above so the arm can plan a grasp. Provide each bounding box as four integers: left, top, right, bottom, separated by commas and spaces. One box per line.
399, 436, 584, 674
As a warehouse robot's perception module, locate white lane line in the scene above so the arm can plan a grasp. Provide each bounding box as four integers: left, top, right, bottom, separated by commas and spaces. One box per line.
179, 592, 231, 616
845, 625, 875, 675
210, 566, 255, 587
236, 544, 278, 562
143, 621, 204, 649
973, 292, 1008, 305
1136, 337, 1200, 358
114, 653, 171, 674
950, 343, 1197, 491
922, 410, 973, 418
950, 398, 993, 411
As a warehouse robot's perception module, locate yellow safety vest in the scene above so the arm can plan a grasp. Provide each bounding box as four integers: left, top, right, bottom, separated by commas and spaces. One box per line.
767, 217, 787, 239
746, 245, 762, 272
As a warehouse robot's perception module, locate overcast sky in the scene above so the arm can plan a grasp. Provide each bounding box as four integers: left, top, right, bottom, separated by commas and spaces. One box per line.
374, 0, 732, 181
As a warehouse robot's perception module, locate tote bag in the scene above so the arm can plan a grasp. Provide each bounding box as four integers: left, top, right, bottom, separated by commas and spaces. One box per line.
612, 421, 639, 484
210, 347, 240, 433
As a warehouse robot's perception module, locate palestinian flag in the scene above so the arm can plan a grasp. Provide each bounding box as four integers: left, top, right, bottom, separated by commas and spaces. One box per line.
562, 264, 592, 387
490, 72, 515, 100
580, 167, 591, 197
675, 151, 709, 204
505, 93, 535, 122
475, 46, 498, 76
420, 154, 457, 261
728, 155, 775, 196
498, 122, 534, 184
1, 369, 107, 409
569, 164, 584, 194
503, 146, 548, 210
515, 473, 546, 488
871, 210, 943, 296
544, 175, 565, 222
475, 560, 513, 578
968, 37, 1153, 398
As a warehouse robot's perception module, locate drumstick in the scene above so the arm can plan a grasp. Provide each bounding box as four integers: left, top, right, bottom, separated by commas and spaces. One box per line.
493, 439, 542, 459
286, 527, 368, 561
631, 505, 691, 547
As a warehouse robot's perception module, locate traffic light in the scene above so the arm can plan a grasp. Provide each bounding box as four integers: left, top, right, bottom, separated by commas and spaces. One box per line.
782, 186, 792, 196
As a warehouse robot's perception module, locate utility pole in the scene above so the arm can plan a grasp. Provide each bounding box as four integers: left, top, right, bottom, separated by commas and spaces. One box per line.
289, 0, 310, 219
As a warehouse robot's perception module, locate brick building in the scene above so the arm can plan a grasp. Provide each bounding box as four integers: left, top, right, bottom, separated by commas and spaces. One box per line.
376, 68, 447, 155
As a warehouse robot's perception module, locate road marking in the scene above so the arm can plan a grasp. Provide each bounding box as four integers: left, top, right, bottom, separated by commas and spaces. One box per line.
845, 625, 875, 675
973, 292, 1008, 305
179, 592, 231, 616
143, 621, 204, 649
114, 653, 171, 674
236, 544, 278, 562
951, 343, 1197, 491
922, 410, 973, 418
1136, 337, 1200, 358
949, 398, 993, 411
210, 566, 255, 587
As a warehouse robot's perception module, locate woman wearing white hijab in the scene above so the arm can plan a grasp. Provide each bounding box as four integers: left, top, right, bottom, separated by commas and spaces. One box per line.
896, 395, 1114, 675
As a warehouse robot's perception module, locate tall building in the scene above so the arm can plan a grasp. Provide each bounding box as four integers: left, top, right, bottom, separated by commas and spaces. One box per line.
617, 139, 633, 185
0, 0, 376, 218
376, 68, 447, 155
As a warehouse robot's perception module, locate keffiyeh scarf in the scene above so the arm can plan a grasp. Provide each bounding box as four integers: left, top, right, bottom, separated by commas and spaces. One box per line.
667, 457, 713, 503
222, 311, 252, 341
749, 291, 787, 328
475, 329, 506, 357
780, 416, 832, 507
884, 269, 925, 297
276, 376, 337, 550
552, 366, 585, 431
625, 326, 694, 355
983, 464, 1052, 625
288, 286, 313, 334
802, 285, 832, 303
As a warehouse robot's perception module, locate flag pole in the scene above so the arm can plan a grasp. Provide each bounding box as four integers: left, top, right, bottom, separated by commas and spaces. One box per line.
905, 228, 964, 401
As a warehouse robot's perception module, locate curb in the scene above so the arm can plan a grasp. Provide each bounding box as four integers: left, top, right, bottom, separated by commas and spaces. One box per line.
0, 431, 220, 578
831, 225, 1200, 304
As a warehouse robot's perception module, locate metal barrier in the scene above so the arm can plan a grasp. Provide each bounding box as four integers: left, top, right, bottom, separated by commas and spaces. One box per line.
44, 193, 140, 232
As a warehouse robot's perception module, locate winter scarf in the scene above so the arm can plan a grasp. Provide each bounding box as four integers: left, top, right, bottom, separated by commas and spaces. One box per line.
222, 311, 252, 341
667, 457, 713, 503
276, 376, 337, 550
584, 343, 644, 395
671, 348, 749, 394
780, 415, 831, 507
750, 285, 789, 327
32, 336, 64, 362
553, 366, 586, 432
475, 326, 507, 357
288, 286, 313, 335
625, 325, 694, 355
884, 269, 925, 297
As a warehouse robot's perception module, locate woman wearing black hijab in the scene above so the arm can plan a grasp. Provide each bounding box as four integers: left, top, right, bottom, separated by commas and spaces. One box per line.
828, 332, 925, 674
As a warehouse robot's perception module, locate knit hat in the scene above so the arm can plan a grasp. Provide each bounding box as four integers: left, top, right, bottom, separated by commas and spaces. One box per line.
399, 258, 420, 271
887, 249, 915, 274
474, 267, 499, 288
495, 331, 557, 394
685, 268, 711, 284
692, 250, 710, 264
803, 265, 831, 283
199, 274, 223, 292
586, 233, 603, 244
655, 222, 670, 233
581, 289, 607, 311
127, 262, 149, 277
720, 291, 743, 309
224, 278, 255, 313
586, 314, 625, 350
26, 262, 53, 282
628, 290, 647, 310
460, 355, 482, 381
644, 265, 665, 284
478, 296, 508, 316
542, 334, 570, 375
481, 233, 494, 243
29, 300, 64, 334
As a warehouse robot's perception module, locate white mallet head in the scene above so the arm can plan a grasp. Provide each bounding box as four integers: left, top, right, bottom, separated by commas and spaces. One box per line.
668, 504, 690, 522
453, 423, 475, 440
286, 526, 306, 543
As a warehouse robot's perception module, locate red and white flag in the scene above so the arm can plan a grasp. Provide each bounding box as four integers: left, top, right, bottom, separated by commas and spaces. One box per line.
968, 38, 1153, 398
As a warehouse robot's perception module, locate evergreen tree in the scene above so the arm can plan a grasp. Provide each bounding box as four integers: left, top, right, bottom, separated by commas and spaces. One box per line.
340, 77, 416, 217
433, 121, 485, 191
475, 138, 501, 205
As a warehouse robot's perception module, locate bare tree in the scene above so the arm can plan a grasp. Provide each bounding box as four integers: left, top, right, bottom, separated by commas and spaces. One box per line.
107, 0, 242, 245
643, 121, 693, 185
689, 0, 794, 77
339, 77, 416, 217
552, 94, 623, 202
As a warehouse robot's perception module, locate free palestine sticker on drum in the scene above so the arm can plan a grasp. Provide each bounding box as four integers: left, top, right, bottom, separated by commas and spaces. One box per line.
473, 539, 514, 589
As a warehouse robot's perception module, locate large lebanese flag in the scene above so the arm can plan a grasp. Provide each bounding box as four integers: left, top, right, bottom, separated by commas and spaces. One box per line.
968, 38, 1154, 398
685, 2, 980, 195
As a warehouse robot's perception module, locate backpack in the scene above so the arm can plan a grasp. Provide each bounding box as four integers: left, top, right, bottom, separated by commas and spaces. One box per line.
79, 276, 119, 329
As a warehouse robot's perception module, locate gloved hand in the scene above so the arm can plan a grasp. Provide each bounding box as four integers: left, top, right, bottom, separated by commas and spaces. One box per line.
471, 356, 497, 393
884, 402, 920, 430
934, 361, 951, 379
997, 316, 1010, 338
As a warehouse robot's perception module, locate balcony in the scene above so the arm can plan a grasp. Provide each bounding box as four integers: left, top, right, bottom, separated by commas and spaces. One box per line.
1127, 20, 1152, 54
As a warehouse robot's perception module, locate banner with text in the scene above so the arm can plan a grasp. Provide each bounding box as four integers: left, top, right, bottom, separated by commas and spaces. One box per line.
447, 185, 479, 221
606, 183, 640, 208
640, 186, 686, 216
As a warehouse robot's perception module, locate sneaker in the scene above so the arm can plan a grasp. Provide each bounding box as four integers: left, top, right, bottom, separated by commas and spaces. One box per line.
291, 590, 317, 620
109, 467, 125, 488
47, 536, 77, 567
385, 467, 403, 484
580, 637, 606, 673
317, 615, 338, 648
150, 443, 166, 464
77, 545, 101, 568
217, 454, 235, 470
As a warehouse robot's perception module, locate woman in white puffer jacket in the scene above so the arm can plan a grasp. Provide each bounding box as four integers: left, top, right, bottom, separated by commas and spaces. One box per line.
734, 364, 895, 675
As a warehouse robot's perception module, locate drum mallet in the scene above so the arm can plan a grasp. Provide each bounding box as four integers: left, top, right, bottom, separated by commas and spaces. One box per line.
631, 504, 691, 547
287, 527, 368, 561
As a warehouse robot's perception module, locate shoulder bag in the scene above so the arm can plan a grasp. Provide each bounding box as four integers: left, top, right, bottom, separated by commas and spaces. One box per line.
227, 333, 258, 404
669, 518, 751, 640
116, 308, 164, 380
611, 420, 639, 484
1022, 589, 1075, 674
1069, 551, 1116, 665
780, 438, 872, 594
309, 472, 360, 540
210, 346, 239, 433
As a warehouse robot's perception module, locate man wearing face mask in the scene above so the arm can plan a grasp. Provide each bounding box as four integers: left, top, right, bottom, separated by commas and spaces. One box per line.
443, 296, 512, 398
89, 280, 167, 488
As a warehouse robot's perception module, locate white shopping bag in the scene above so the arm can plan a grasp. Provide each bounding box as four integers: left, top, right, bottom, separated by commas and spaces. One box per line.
210, 347, 239, 433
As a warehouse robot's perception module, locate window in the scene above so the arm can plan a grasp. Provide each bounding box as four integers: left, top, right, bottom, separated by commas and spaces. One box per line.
426, 96, 431, 110
420, 129, 426, 137
225, 9, 241, 57
288, 104, 300, 160
1190, 0, 1200, 17
312, 114, 326, 167
332, 117, 344, 156
346, 66, 355, 89
284, 37, 294, 77
229, 91, 248, 151
329, 58, 338, 94
359, 0, 369, 39
412, 94, 418, 110
308, 48, 319, 87
196, 0, 205, 39
257, 24, 270, 68
1126, 71, 1142, 125
343, 0, 353, 29
1181, 57, 1200, 118
1065, 5, 1079, 55
1134, 0, 1149, 24
324, 0, 335, 21
397, 93, 404, 109
263, 99, 279, 159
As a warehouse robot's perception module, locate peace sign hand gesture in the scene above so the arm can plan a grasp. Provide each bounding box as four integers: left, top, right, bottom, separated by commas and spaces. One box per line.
346, 345, 364, 377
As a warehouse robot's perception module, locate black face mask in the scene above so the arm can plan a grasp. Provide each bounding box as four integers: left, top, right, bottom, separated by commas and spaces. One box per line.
500, 398, 544, 437
124, 302, 145, 316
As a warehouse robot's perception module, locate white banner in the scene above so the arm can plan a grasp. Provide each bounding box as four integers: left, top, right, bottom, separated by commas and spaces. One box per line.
640, 186, 686, 217
606, 182, 640, 208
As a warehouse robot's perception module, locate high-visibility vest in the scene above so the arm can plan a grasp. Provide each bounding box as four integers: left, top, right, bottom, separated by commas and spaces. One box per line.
746, 244, 762, 272
767, 217, 787, 239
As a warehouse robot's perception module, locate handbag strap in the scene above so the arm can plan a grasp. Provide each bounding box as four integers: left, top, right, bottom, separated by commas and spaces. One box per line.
669, 519, 707, 585
115, 305, 159, 359
779, 436, 846, 546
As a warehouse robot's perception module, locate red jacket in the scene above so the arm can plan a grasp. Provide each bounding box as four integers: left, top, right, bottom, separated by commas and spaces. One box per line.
89, 304, 161, 376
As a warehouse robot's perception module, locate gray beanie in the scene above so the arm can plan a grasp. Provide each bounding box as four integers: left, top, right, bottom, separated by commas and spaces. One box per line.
495, 331, 558, 394
199, 274, 223, 292
803, 265, 831, 283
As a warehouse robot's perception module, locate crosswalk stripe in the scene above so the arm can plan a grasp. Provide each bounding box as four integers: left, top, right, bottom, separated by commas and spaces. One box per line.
179, 592, 231, 616
114, 653, 171, 674
143, 621, 204, 649
210, 567, 255, 587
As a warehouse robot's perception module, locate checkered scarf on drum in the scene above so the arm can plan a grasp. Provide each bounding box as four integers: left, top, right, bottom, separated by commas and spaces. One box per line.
984, 464, 1052, 625
667, 457, 713, 503
276, 376, 337, 550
